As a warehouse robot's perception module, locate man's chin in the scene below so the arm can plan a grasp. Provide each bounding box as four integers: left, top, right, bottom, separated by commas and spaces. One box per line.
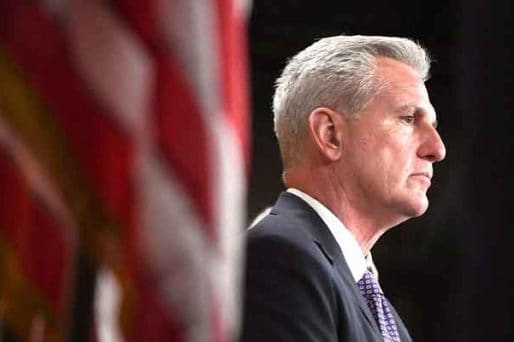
394, 195, 429, 218
407, 197, 429, 217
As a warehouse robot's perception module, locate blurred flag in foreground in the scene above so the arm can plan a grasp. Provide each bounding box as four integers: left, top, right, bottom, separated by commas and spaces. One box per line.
0, 0, 250, 340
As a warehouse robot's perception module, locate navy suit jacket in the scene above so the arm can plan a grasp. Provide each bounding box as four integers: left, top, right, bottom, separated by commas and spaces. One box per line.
241, 192, 412, 341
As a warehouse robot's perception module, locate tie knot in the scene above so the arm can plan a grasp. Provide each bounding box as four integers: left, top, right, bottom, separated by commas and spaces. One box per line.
357, 271, 383, 296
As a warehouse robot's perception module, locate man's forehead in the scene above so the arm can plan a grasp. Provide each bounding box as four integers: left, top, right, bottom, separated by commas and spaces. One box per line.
375, 57, 420, 77
375, 58, 425, 90
373, 60, 438, 124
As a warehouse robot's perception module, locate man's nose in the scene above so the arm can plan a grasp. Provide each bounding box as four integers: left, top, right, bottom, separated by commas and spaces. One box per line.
418, 125, 446, 163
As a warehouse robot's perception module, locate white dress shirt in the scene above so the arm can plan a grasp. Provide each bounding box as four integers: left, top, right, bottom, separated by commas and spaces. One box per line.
287, 188, 378, 282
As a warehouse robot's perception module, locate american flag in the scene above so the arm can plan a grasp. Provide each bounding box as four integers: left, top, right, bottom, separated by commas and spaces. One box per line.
0, 0, 250, 340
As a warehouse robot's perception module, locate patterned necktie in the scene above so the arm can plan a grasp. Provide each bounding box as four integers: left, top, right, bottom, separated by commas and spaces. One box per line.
357, 271, 401, 342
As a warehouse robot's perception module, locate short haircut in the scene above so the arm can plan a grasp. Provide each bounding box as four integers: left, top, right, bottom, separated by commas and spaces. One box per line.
273, 35, 431, 168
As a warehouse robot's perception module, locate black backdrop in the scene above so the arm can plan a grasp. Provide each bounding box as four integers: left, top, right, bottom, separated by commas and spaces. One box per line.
247, 1, 514, 341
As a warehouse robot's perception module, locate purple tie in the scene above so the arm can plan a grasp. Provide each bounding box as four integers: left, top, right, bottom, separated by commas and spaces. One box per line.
357, 271, 401, 342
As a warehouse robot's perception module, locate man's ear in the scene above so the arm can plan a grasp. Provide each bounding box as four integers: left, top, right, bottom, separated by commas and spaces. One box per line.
307, 107, 344, 161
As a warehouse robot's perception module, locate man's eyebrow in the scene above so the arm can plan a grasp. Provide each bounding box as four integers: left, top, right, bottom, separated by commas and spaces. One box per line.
397, 104, 427, 114
397, 104, 416, 112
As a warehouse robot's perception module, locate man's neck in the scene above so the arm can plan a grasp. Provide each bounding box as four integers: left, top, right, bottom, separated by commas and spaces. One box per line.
284, 167, 391, 254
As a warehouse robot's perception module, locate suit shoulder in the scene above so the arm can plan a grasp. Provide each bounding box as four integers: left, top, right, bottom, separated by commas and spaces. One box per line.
246, 211, 331, 271
242, 210, 341, 341
248, 209, 311, 244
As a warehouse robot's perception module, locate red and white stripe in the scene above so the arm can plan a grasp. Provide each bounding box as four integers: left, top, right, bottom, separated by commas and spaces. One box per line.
0, 115, 78, 339
0, 0, 249, 337
63, 0, 250, 340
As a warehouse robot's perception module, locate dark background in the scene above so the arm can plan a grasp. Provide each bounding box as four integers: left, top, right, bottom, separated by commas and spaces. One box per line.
247, 1, 514, 341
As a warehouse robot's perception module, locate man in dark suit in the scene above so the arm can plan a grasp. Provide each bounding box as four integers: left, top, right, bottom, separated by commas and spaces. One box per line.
242, 35, 446, 341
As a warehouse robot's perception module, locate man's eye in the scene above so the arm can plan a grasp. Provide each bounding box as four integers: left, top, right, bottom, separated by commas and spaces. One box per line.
400, 115, 415, 124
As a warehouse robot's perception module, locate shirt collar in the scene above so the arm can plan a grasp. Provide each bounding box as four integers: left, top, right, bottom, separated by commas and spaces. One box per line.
287, 188, 377, 282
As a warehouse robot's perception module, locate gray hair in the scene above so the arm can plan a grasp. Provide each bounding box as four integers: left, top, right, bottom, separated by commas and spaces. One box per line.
273, 34, 431, 168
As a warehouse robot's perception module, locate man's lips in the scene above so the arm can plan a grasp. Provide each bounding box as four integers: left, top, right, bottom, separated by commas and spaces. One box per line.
411, 171, 432, 180
410, 172, 432, 186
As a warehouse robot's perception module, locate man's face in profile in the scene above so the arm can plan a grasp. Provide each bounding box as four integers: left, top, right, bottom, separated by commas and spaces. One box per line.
339, 57, 446, 225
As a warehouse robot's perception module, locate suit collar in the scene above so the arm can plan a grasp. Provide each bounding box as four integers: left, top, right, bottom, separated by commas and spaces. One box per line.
286, 188, 371, 282
271, 192, 384, 335
271, 192, 340, 263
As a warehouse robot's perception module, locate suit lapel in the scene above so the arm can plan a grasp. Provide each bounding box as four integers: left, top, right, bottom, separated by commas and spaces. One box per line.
271, 192, 383, 337
331, 246, 382, 335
